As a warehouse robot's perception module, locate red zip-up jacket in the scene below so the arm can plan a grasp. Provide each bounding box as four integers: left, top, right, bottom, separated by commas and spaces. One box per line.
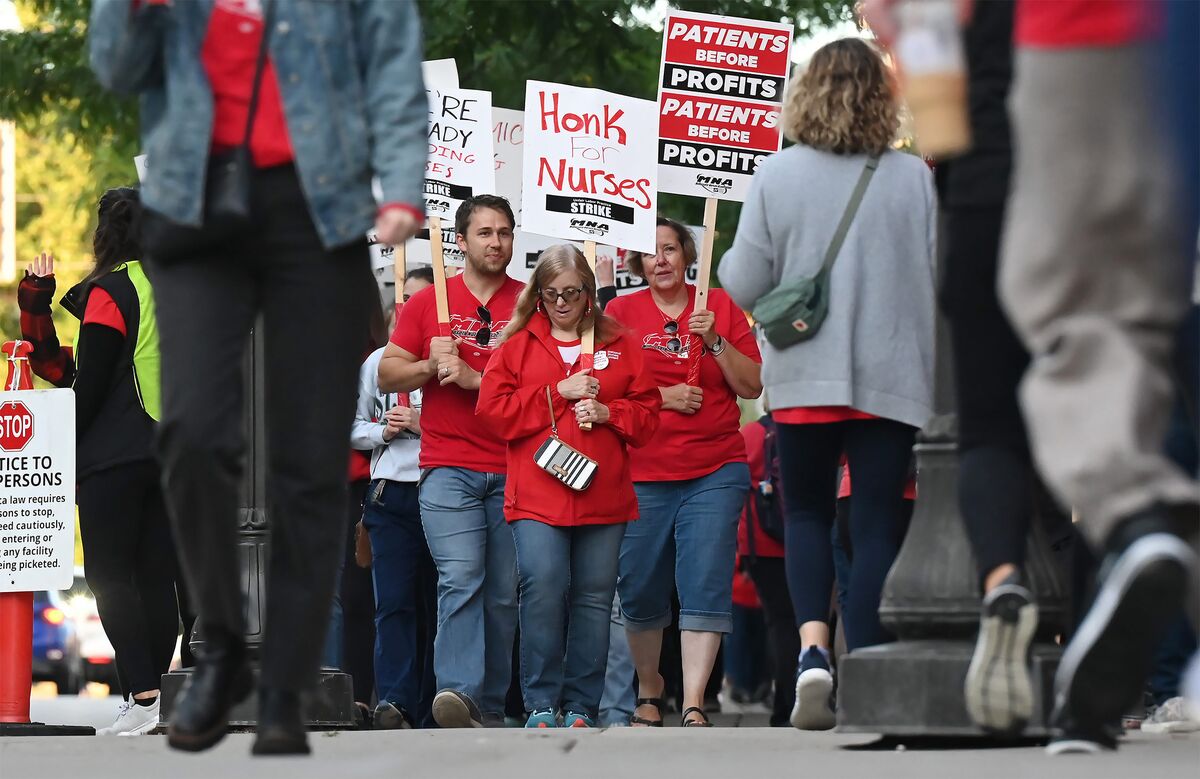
477, 314, 661, 527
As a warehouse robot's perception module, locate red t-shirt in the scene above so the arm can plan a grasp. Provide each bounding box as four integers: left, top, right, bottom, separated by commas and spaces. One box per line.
605, 287, 760, 482
83, 288, 126, 336
1015, 0, 1161, 48
391, 273, 524, 473
775, 406, 877, 424
201, 0, 295, 168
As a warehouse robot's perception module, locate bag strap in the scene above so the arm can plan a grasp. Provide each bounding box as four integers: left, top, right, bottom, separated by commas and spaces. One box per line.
240, 0, 277, 149
545, 385, 558, 437
818, 155, 880, 277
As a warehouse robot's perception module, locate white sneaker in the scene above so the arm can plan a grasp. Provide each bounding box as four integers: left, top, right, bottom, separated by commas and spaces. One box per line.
98, 698, 160, 736
1143, 697, 1200, 734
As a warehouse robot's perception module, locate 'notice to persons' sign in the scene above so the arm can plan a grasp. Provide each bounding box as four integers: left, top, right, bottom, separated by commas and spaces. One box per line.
0, 389, 75, 592
657, 10, 793, 202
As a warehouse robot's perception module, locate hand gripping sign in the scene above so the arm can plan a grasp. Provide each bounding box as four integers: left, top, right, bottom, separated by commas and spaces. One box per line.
655, 10, 792, 383
521, 81, 658, 426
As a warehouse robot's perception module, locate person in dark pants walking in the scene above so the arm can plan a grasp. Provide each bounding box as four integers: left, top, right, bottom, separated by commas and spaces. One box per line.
352, 269, 437, 729
863, 0, 1078, 737
88, 0, 427, 756
18, 192, 185, 737
738, 414, 799, 727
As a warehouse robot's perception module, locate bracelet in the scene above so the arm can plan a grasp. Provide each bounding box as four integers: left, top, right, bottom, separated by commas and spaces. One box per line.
709, 335, 726, 357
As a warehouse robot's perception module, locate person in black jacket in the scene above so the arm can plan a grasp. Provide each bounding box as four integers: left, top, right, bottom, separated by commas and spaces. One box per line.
19, 188, 187, 736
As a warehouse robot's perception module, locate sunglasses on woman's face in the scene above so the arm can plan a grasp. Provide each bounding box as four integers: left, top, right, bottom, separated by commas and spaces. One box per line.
664, 320, 681, 352
476, 306, 492, 346
540, 287, 584, 305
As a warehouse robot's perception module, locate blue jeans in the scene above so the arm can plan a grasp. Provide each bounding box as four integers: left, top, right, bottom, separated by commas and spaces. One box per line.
511, 519, 626, 718
619, 463, 749, 634
419, 467, 516, 717
363, 479, 437, 725
599, 594, 635, 726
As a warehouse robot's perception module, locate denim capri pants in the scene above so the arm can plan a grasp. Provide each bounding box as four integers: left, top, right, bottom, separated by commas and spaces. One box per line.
617, 462, 750, 634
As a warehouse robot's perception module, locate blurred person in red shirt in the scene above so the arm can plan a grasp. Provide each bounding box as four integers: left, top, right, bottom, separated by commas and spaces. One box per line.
997, 0, 1199, 753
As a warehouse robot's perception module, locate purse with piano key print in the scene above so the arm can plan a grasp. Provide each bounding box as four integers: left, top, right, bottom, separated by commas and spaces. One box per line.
534, 386, 598, 491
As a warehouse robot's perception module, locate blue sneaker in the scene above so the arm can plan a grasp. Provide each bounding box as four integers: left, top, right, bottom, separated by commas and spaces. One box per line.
525, 708, 559, 728
790, 646, 836, 731
563, 712, 595, 728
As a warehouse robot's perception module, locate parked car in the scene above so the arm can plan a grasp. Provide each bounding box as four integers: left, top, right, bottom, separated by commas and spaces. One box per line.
62, 570, 118, 688
31, 588, 84, 694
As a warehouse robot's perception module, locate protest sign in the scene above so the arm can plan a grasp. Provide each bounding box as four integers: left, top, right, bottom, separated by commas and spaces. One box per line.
422, 58, 459, 89
424, 86, 496, 222
493, 107, 525, 223
521, 81, 658, 254
656, 10, 792, 202
513, 226, 703, 293
0, 390, 75, 592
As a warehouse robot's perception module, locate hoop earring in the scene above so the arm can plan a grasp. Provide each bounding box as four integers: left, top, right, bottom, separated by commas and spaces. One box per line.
536, 299, 543, 313
585, 303, 592, 317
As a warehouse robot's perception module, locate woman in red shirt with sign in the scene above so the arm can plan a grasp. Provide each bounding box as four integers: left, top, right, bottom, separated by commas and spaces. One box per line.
605, 217, 762, 727
477, 245, 660, 728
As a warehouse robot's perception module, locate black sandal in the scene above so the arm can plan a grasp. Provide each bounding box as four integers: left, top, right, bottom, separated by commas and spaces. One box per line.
681, 707, 713, 727
630, 697, 665, 727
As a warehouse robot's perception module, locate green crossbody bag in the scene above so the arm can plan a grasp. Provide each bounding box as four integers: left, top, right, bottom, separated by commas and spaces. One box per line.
752, 155, 880, 350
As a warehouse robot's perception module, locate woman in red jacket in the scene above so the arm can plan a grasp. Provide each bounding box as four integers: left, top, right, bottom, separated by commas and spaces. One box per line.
477, 245, 660, 728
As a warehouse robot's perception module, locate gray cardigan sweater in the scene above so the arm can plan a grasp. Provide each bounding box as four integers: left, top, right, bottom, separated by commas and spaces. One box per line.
718, 145, 937, 429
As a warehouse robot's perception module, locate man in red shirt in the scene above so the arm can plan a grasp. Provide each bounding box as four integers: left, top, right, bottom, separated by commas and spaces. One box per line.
379, 195, 523, 727
999, 0, 1199, 753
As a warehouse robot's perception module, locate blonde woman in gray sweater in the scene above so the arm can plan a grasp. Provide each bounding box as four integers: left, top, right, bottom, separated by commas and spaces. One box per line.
719, 39, 936, 731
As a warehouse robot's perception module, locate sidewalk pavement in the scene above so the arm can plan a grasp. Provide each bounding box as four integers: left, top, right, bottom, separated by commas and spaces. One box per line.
2, 725, 1197, 779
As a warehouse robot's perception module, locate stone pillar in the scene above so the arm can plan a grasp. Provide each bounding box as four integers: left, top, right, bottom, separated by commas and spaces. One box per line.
836, 309, 1073, 737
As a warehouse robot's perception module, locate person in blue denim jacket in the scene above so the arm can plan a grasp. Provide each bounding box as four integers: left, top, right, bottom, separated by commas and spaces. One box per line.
88, 0, 427, 757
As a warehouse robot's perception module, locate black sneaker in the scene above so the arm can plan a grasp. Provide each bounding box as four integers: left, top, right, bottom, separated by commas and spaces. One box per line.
1045, 714, 1119, 756
790, 646, 836, 731
1050, 510, 1196, 749
964, 573, 1038, 734
432, 689, 483, 728
373, 701, 413, 730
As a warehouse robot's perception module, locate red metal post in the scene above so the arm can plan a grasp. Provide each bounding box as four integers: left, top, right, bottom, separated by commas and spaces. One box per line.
0, 340, 35, 724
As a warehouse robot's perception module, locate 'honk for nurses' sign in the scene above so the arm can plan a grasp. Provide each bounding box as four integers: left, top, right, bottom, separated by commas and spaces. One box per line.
657, 10, 793, 202
521, 81, 658, 253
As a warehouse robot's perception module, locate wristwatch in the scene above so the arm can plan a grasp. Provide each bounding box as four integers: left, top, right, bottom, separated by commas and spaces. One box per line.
709, 335, 726, 357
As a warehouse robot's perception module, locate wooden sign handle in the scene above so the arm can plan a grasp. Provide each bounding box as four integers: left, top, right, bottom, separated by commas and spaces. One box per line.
392, 241, 407, 300
429, 216, 451, 337
580, 240, 598, 430
687, 198, 719, 386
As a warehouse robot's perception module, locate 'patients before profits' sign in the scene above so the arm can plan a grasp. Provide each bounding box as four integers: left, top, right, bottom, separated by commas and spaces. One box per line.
657, 10, 793, 201
521, 81, 658, 254
0, 389, 75, 592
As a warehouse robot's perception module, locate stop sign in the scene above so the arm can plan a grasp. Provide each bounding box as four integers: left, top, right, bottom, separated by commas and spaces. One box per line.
0, 401, 34, 451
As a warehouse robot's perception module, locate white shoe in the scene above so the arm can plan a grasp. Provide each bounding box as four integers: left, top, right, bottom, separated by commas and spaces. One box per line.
1142, 697, 1200, 734
98, 698, 160, 736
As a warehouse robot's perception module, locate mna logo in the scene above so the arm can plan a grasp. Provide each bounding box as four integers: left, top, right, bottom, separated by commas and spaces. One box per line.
427, 198, 452, 214
695, 175, 733, 195
569, 219, 609, 238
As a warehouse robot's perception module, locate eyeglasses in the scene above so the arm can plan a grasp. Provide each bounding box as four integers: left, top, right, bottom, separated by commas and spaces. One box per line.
664, 320, 681, 352
540, 287, 584, 305
476, 306, 492, 346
